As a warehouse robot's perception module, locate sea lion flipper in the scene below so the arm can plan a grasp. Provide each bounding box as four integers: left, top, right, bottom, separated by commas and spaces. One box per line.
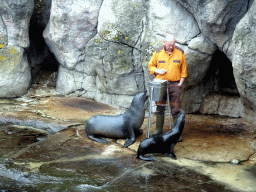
88, 135, 109, 144
168, 152, 177, 160
167, 143, 177, 159
137, 155, 156, 161
122, 137, 135, 148
134, 129, 143, 137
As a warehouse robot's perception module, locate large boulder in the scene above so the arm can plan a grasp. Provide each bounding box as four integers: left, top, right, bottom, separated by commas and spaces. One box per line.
200, 94, 243, 118
0, 0, 253, 121
176, 0, 250, 61
0, 46, 31, 97
55, 0, 147, 108
0, 0, 33, 98
1, 1, 34, 48
232, 0, 256, 121
43, 0, 103, 69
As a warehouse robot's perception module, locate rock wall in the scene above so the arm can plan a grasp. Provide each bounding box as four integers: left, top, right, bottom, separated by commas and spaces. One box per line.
233, 0, 256, 121
1, 0, 256, 121
0, 0, 33, 97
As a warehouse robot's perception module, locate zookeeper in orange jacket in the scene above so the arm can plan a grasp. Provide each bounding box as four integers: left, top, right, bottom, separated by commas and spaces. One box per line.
148, 34, 187, 137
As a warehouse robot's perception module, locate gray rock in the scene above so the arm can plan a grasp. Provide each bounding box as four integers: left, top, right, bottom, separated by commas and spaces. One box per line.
56, 0, 146, 107
0, 46, 31, 98
181, 83, 209, 113
1, 0, 34, 48
200, 94, 244, 118
188, 35, 217, 55
232, 0, 256, 121
43, 0, 103, 69
176, 0, 249, 54
0, 18, 8, 46
56, 65, 97, 99
147, 0, 200, 44
251, 142, 256, 151
0, 0, 33, 98
178, 44, 212, 87
230, 159, 240, 165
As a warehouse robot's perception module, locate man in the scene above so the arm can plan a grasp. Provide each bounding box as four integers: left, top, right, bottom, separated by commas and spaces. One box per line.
148, 34, 187, 136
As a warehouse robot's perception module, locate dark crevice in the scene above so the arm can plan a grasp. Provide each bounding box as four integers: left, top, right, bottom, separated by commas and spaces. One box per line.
26, 0, 59, 87
202, 49, 239, 97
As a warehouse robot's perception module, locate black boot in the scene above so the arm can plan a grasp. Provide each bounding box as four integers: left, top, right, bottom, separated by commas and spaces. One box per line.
150, 113, 164, 137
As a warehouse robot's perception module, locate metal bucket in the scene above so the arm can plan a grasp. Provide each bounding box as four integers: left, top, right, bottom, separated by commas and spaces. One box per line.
148, 79, 167, 101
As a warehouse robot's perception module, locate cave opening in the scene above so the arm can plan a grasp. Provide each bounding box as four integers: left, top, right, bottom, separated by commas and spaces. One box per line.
204, 49, 239, 97
26, 0, 59, 88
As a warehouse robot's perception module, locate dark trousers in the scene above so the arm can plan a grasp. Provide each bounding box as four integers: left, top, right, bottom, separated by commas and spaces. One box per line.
155, 81, 181, 117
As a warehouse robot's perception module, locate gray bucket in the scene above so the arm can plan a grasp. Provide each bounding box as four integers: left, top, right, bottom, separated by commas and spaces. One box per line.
148, 79, 167, 101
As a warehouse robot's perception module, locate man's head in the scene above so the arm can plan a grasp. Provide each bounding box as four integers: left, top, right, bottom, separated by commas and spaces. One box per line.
164, 34, 176, 53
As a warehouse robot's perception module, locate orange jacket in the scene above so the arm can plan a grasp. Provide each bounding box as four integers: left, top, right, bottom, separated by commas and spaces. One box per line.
148, 46, 187, 82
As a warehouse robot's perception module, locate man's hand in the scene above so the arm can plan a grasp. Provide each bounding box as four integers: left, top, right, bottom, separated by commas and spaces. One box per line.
155, 69, 167, 75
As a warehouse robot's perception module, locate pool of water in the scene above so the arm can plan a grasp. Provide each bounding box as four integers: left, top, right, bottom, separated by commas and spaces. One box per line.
0, 122, 255, 192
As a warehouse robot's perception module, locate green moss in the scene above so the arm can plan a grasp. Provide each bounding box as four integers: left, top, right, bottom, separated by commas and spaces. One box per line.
94, 39, 101, 44
102, 30, 111, 37
0, 46, 22, 74
0, 44, 4, 49
7, 47, 16, 54
113, 34, 120, 40
36, 0, 45, 22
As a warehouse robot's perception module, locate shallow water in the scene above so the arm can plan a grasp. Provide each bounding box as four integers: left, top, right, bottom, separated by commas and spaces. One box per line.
0, 119, 255, 192
0, 157, 235, 192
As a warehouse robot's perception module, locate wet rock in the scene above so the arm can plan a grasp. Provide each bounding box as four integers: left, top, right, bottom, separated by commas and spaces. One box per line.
230, 159, 240, 165
251, 142, 256, 151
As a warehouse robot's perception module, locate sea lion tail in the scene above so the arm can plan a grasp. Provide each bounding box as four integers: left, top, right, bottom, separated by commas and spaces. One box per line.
137, 154, 156, 161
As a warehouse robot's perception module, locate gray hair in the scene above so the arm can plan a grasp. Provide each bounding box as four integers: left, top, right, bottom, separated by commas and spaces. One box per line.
165, 34, 175, 42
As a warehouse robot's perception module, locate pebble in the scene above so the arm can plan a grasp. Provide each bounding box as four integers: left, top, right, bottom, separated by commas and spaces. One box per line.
230, 159, 240, 165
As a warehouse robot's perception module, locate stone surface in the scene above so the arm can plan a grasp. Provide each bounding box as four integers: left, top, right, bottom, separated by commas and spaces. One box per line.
0, 86, 255, 163
1, 0, 256, 122
200, 93, 244, 118
1, 0, 34, 48
232, 0, 256, 122
147, 0, 200, 44
0, 88, 255, 191
176, 0, 250, 60
56, 0, 146, 108
0, 46, 31, 98
0, 0, 33, 98
188, 35, 217, 55
43, 0, 103, 69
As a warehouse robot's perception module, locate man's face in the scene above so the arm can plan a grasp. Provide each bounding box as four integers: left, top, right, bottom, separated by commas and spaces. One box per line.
164, 40, 175, 52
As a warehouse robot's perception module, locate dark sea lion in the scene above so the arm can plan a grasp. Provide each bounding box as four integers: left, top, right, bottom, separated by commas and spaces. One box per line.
137, 111, 185, 161
85, 92, 148, 148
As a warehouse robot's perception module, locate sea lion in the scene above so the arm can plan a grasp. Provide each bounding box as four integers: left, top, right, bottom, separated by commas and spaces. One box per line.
137, 111, 185, 161
86, 92, 148, 148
